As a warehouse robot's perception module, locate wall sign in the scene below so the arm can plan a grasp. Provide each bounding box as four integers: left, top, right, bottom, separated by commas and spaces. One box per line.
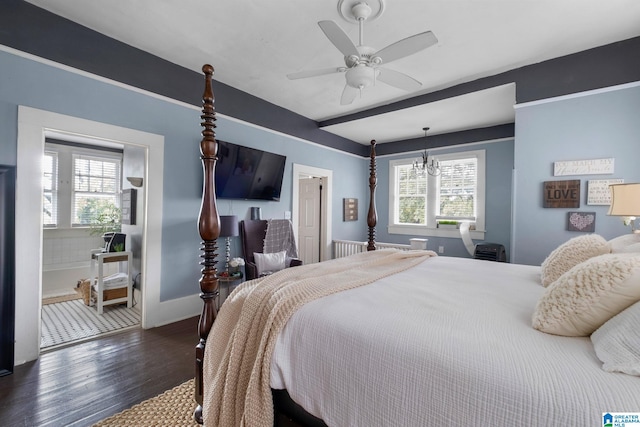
567, 211, 596, 232
587, 179, 624, 205
543, 180, 580, 208
343, 198, 358, 221
553, 158, 614, 176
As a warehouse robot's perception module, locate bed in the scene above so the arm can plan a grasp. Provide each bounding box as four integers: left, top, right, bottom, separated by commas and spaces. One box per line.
193, 65, 640, 426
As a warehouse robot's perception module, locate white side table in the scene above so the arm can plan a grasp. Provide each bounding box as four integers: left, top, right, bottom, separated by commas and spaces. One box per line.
90, 249, 133, 315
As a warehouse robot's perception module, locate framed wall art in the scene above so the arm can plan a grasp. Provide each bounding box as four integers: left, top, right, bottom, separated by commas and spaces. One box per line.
587, 179, 624, 205
543, 180, 580, 208
121, 188, 137, 225
553, 158, 614, 176
567, 211, 596, 232
343, 198, 358, 221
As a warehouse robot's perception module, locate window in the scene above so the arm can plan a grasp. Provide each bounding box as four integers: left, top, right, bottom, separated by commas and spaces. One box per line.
42, 151, 58, 227
438, 156, 477, 220
43, 141, 122, 229
73, 155, 121, 226
389, 149, 485, 238
396, 163, 427, 225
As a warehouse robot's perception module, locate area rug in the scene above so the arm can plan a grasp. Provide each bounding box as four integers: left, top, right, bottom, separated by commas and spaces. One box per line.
41, 299, 141, 349
42, 290, 82, 305
93, 379, 199, 426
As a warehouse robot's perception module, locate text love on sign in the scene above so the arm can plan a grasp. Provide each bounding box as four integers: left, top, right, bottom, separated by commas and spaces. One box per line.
543, 180, 580, 208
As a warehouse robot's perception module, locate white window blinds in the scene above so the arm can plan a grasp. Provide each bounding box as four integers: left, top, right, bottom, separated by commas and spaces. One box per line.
43, 151, 58, 226
72, 154, 121, 226
389, 149, 485, 236
396, 164, 427, 225
437, 157, 477, 220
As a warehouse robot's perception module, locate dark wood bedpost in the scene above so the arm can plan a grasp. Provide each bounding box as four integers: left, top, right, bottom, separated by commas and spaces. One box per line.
194, 64, 220, 424
367, 140, 377, 251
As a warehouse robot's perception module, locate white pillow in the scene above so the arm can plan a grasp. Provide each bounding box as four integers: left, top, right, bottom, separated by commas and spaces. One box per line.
591, 301, 640, 376
540, 234, 610, 287
532, 253, 640, 336
254, 251, 286, 276
616, 243, 640, 254
609, 233, 640, 253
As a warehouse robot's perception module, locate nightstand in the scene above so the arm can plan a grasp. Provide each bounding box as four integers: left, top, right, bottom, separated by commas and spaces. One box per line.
218, 273, 243, 308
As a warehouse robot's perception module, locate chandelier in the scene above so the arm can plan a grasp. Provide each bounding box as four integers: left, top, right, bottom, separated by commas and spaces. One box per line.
413, 127, 441, 176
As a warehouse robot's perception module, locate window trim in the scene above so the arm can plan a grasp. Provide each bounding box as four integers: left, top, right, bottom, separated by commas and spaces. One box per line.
388, 149, 486, 239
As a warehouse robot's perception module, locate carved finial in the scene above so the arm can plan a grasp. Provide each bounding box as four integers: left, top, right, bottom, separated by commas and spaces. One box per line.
195, 64, 220, 423
367, 140, 377, 251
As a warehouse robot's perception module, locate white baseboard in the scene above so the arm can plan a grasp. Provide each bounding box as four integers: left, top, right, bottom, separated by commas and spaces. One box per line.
143, 293, 202, 329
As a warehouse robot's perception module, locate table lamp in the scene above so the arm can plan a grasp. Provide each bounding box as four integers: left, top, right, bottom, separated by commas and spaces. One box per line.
608, 183, 640, 233
219, 215, 239, 274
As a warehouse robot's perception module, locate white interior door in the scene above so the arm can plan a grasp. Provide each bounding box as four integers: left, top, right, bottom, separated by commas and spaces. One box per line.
298, 177, 322, 264
292, 164, 332, 263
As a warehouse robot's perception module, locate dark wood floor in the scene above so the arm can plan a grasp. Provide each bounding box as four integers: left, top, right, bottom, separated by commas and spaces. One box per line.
0, 316, 199, 427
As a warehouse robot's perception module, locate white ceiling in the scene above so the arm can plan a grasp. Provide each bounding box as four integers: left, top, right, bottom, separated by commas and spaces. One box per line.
26, 0, 640, 145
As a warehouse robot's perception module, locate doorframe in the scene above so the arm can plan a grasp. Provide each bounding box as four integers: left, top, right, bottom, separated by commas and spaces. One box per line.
16, 106, 164, 365
292, 164, 332, 262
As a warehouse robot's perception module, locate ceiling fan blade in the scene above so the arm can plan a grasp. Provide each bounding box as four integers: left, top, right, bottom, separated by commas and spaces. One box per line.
340, 85, 358, 105
377, 68, 422, 91
287, 67, 343, 80
318, 20, 359, 58
374, 31, 438, 64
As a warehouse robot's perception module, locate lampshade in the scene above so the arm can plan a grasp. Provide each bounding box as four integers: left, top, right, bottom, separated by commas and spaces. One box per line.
219, 215, 239, 238
608, 183, 640, 216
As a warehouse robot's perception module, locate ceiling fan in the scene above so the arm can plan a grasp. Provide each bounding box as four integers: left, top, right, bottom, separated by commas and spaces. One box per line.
287, 0, 438, 105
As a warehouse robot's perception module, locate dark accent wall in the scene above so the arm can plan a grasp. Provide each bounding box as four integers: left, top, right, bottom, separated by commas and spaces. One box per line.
1, 1, 639, 157
0, 0, 362, 155
374, 124, 515, 156
515, 37, 640, 103
0, 165, 16, 376
320, 37, 640, 128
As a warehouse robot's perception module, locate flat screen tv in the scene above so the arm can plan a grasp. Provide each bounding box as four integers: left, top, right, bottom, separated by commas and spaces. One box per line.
214, 140, 286, 201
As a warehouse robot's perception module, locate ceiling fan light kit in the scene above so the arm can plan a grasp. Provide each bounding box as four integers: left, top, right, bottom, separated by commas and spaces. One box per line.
287, 0, 438, 105
345, 64, 376, 89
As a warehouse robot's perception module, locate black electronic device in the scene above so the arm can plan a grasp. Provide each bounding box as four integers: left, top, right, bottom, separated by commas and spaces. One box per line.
214, 140, 286, 201
103, 232, 126, 252
473, 243, 507, 262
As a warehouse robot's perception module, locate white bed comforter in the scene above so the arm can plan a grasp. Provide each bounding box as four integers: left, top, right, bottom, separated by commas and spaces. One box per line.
270, 256, 640, 426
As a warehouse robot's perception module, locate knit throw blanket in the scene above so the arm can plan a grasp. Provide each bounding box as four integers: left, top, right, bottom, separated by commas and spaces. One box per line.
202, 248, 436, 427
263, 219, 298, 259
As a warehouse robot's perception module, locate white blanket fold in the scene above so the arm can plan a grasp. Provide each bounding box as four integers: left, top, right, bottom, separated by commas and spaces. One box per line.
202, 249, 436, 427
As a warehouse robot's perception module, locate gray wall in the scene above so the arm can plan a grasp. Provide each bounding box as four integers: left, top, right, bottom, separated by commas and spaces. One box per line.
375, 139, 515, 259
3, 44, 640, 305
0, 49, 368, 303
513, 83, 640, 265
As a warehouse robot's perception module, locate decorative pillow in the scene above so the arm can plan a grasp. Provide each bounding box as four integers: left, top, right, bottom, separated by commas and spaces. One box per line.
540, 234, 610, 287
591, 301, 640, 376
615, 243, 640, 254
532, 253, 640, 336
609, 234, 640, 253
254, 251, 287, 276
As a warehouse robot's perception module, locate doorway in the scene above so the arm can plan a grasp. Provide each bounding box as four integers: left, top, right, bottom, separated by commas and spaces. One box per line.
16, 106, 165, 365
298, 177, 323, 264
40, 136, 145, 350
292, 164, 332, 263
